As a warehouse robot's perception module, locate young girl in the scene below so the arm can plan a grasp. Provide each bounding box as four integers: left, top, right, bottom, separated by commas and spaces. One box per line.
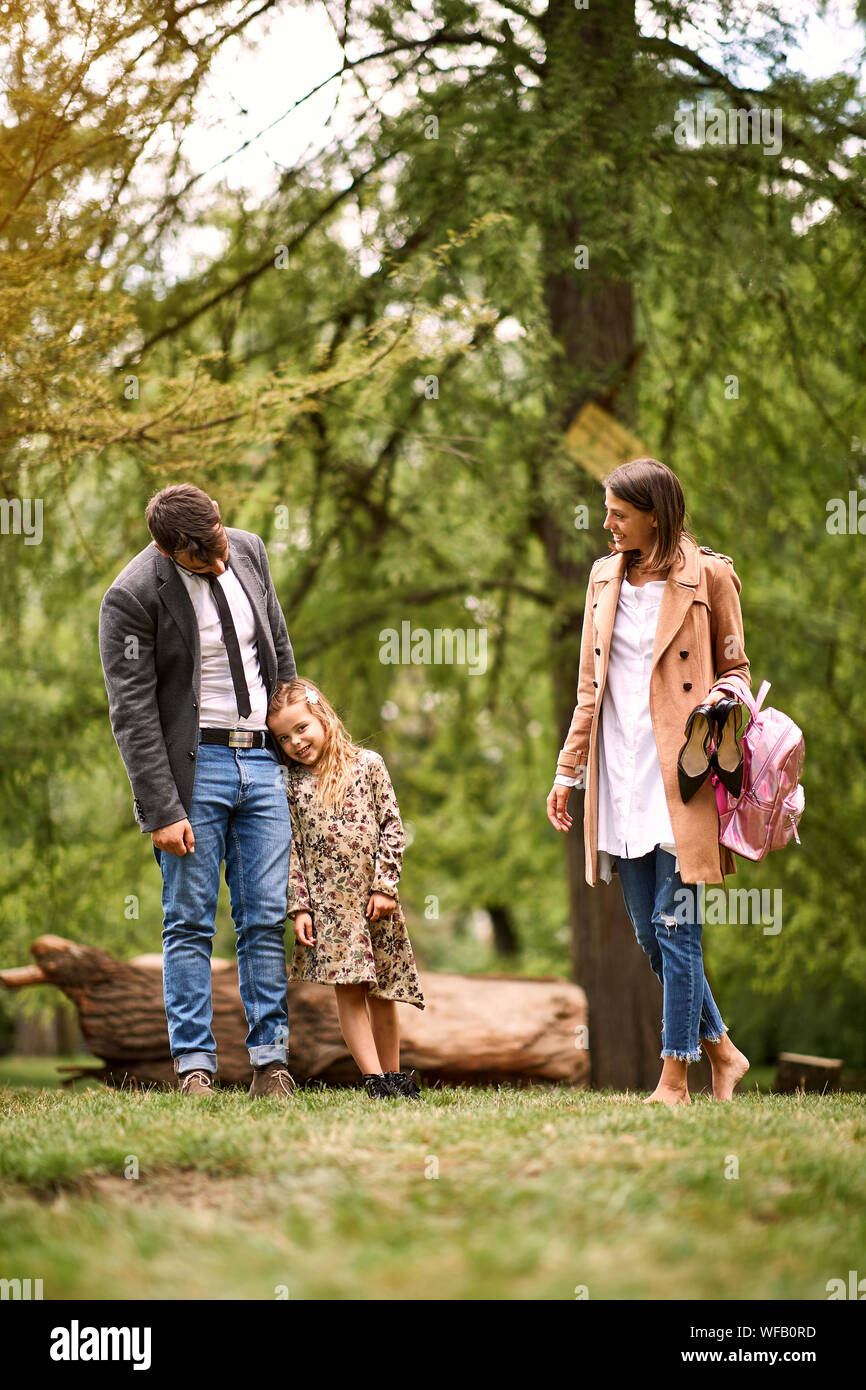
267, 677, 425, 1099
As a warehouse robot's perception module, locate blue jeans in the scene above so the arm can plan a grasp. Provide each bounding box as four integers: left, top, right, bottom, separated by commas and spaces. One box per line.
153, 742, 291, 1075
613, 847, 727, 1063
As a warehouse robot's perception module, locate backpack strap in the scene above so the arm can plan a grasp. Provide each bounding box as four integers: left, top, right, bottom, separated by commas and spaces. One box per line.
713, 676, 770, 722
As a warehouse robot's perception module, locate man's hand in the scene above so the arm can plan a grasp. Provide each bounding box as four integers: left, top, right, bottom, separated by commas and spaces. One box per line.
366, 891, 396, 922
547, 784, 574, 833
151, 819, 195, 856
293, 911, 316, 947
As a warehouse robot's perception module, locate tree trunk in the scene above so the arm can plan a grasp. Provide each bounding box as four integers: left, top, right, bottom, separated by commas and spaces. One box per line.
537, 0, 661, 1089
774, 1053, 842, 1094
487, 904, 520, 957
0, 936, 589, 1089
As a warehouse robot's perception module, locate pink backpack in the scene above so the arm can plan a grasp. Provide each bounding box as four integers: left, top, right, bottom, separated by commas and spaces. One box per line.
711, 677, 805, 861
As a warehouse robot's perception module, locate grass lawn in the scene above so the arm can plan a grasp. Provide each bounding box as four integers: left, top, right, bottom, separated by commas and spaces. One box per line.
1, 1059, 863, 1301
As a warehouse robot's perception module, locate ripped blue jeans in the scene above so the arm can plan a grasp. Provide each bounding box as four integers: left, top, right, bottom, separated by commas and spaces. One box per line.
613, 846, 727, 1063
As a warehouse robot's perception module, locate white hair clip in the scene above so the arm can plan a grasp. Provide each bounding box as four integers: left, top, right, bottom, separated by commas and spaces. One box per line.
304, 686, 319, 704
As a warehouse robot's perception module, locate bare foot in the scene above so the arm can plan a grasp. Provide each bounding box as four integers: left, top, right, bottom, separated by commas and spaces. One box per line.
643, 1085, 690, 1107
703, 1037, 750, 1100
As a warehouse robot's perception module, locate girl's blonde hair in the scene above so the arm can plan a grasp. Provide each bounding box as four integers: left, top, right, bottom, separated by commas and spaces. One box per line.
268, 678, 365, 811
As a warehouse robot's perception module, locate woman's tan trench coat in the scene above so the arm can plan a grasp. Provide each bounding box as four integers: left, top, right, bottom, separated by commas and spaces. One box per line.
555, 535, 751, 887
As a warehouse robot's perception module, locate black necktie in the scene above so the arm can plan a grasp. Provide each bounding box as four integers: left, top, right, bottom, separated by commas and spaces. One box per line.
206, 571, 252, 720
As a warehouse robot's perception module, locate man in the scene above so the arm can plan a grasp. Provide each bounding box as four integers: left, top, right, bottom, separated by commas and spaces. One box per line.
99, 484, 296, 1098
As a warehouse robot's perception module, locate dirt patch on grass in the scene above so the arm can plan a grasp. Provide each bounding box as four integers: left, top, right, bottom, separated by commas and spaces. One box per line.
86, 1171, 262, 1209
9, 1170, 271, 1211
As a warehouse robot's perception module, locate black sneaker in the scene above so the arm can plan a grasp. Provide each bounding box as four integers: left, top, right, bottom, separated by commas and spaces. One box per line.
384, 1069, 421, 1100
363, 1073, 396, 1099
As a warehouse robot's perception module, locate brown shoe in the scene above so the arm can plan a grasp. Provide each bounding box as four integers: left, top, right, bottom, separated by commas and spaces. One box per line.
179, 1068, 215, 1097
249, 1061, 296, 1099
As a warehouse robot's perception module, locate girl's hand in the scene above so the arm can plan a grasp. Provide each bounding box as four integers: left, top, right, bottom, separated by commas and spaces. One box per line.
366, 892, 396, 922
293, 912, 316, 947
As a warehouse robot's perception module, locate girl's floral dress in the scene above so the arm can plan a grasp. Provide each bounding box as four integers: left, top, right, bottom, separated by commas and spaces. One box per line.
285, 748, 425, 1009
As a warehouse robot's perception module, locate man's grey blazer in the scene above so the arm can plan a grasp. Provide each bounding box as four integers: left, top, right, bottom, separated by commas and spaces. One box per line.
98, 527, 296, 834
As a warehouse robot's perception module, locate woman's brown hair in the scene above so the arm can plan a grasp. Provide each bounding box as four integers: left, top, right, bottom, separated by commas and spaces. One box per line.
268, 678, 365, 811
602, 457, 698, 577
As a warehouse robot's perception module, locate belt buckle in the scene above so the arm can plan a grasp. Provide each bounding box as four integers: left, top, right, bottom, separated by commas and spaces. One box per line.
228, 730, 255, 748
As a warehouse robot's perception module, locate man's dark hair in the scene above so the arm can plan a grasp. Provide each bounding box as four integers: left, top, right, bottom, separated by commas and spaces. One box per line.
145, 484, 224, 562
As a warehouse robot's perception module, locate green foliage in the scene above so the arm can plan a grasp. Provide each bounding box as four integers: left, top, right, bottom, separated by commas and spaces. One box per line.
0, 2, 863, 1067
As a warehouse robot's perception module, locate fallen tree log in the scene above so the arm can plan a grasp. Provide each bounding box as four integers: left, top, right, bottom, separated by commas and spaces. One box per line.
0, 936, 589, 1089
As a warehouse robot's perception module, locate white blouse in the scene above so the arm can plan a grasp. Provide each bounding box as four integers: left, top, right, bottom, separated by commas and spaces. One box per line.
556, 576, 680, 883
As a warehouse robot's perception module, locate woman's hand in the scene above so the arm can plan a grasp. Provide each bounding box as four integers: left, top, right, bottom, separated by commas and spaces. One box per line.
547, 784, 574, 833
366, 891, 396, 922
293, 911, 316, 947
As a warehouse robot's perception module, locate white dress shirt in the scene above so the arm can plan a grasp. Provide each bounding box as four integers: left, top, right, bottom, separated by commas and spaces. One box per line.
555, 576, 679, 883
172, 560, 269, 730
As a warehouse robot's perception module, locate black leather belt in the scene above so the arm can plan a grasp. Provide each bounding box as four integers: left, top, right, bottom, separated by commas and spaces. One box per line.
199, 728, 271, 749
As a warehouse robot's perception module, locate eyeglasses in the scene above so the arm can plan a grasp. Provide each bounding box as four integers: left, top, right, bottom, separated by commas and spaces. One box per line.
172, 528, 229, 573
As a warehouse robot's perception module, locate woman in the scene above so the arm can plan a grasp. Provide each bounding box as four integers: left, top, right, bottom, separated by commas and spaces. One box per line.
546, 458, 750, 1106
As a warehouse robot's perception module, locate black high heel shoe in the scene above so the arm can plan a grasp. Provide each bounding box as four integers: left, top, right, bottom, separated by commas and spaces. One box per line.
677, 703, 718, 803
709, 698, 745, 798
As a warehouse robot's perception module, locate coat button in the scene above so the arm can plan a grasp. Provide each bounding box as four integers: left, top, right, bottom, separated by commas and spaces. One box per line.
188, 751, 196, 759
593, 680, 598, 688
595, 647, 600, 655
679, 650, 689, 658
683, 682, 693, 691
